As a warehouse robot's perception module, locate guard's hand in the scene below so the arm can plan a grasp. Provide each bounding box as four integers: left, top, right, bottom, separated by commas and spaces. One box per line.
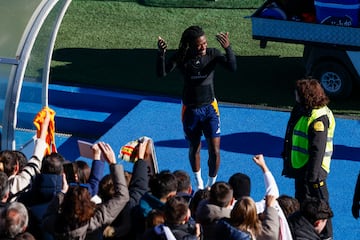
157, 36, 167, 53
216, 32, 230, 49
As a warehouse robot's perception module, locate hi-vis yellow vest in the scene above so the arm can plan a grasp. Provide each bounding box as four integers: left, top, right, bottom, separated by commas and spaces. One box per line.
291, 106, 335, 173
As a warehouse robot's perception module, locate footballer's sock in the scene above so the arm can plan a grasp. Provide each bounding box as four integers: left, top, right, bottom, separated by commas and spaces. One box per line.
194, 170, 204, 190
205, 175, 217, 188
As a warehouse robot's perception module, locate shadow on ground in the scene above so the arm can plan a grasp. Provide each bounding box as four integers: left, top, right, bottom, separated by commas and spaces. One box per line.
51, 48, 360, 114
154, 132, 360, 162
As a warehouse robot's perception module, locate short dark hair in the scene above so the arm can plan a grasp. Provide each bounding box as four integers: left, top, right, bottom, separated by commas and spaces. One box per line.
13, 151, 27, 171
277, 194, 300, 219
149, 170, 177, 199
209, 181, 233, 207
189, 188, 210, 219
228, 172, 251, 200
173, 170, 191, 193
164, 196, 189, 225
301, 198, 333, 225
41, 152, 65, 174
0, 150, 18, 176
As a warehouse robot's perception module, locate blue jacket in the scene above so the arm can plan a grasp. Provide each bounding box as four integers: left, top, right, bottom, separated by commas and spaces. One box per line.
18, 173, 63, 240
18, 173, 62, 206
139, 192, 165, 218
87, 159, 105, 197
215, 219, 251, 240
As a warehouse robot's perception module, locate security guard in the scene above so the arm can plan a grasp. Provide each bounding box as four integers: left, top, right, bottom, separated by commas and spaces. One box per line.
282, 78, 335, 239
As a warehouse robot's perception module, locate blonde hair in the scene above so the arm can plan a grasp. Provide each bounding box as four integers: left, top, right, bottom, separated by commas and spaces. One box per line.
230, 196, 262, 238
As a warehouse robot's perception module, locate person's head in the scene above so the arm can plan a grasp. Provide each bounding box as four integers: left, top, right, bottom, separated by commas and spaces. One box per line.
60, 185, 96, 225
189, 188, 210, 220
0, 171, 9, 203
209, 181, 234, 208
41, 152, 65, 174
164, 196, 190, 225
295, 78, 329, 109
145, 209, 165, 230
173, 170, 192, 194
13, 151, 27, 172
74, 160, 91, 184
178, 25, 207, 60
230, 196, 262, 237
98, 174, 114, 202
2, 202, 29, 238
277, 194, 300, 219
149, 170, 177, 202
0, 150, 19, 177
301, 197, 333, 234
228, 172, 251, 200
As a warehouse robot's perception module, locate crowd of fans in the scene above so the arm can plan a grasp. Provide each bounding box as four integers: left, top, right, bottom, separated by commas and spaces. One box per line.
0, 109, 337, 239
